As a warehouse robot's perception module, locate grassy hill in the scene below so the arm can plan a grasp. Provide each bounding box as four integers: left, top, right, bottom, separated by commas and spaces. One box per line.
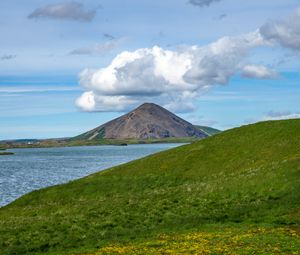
194, 125, 221, 136
0, 119, 299, 254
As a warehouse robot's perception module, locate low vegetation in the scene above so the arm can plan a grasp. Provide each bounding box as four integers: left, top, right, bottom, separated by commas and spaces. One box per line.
0, 119, 299, 254
0, 151, 14, 155
94, 226, 299, 255
1, 137, 201, 149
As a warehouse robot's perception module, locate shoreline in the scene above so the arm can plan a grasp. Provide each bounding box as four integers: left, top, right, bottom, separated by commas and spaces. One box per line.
0, 151, 14, 155
0, 137, 200, 150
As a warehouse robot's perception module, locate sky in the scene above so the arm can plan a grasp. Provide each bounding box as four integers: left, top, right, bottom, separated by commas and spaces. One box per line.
0, 0, 300, 140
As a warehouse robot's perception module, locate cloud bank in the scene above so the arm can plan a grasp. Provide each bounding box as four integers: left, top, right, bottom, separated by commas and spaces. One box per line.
241, 65, 278, 79
28, 2, 98, 22
260, 8, 300, 51
76, 8, 300, 113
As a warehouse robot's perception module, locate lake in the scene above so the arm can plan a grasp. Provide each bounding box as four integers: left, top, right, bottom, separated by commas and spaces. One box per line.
0, 144, 182, 207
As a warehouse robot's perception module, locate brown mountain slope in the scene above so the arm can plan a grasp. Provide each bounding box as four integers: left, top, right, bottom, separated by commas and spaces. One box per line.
75, 103, 208, 140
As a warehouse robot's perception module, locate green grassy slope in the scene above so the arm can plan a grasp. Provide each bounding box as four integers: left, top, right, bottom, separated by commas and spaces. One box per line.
194, 125, 221, 136
0, 119, 299, 254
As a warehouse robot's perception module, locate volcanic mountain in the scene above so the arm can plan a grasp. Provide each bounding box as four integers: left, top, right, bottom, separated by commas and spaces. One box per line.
75, 103, 208, 140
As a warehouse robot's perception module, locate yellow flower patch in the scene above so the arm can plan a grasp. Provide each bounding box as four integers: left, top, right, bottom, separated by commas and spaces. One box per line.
81, 226, 300, 255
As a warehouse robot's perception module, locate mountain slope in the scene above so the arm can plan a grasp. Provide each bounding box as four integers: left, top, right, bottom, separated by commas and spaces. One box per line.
74, 103, 207, 140
0, 119, 299, 254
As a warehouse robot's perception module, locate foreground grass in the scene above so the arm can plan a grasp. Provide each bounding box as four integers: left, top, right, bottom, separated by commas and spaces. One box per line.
0, 120, 299, 254
89, 226, 300, 255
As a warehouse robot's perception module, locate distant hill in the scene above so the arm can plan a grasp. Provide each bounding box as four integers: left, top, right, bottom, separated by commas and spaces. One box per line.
74, 103, 208, 140
195, 125, 221, 136
1, 119, 299, 254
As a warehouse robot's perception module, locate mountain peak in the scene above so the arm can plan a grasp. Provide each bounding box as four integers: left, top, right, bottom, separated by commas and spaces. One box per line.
75, 103, 208, 140
135, 102, 162, 110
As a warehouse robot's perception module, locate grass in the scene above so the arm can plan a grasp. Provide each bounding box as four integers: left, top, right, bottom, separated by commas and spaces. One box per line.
0, 119, 299, 255
93, 226, 300, 255
0, 151, 14, 155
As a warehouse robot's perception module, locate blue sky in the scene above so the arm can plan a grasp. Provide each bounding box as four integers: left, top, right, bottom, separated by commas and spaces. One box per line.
0, 0, 300, 139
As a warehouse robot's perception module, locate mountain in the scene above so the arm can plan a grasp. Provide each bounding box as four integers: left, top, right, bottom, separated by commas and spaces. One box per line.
74, 103, 208, 140
1, 119, 299, 254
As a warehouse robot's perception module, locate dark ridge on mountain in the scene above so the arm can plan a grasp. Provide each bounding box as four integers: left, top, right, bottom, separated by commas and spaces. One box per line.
74, 103, 208, 140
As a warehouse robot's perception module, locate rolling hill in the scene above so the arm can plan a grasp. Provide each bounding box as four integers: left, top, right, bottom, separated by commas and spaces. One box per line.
0, 119, 299, 254
195, 125, 221, 136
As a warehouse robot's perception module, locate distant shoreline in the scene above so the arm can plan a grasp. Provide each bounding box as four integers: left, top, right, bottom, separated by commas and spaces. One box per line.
0, 151, 14, 155
0, 137, 198, 150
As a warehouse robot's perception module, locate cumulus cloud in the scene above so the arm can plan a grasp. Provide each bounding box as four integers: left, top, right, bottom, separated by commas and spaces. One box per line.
241, 65, 278, 79
76, 31, 265, 112
189, 0, 222, 8
28, 2, 98, 22
76, 8, 300, 113
260, 8, 300, 51
70, 38, 124, 56
0, 54, 16, 60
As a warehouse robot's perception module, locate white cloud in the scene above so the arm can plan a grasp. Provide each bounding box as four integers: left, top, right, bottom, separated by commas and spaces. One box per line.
76, 31, 265, 112
189, 0, 222, 8
246, 111, 300, 125
241, 65, 278, 79
28, 2, 98, 22
70, 38, 124, 56
76, 8, 300, 113
0, 86, 80, 93
183, 31, 265, 86
264, 111, 300, 120
260, 8, 300, 51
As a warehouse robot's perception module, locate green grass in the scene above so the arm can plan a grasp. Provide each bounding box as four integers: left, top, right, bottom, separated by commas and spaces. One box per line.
3, 136, 201, 149
0, 119, 299, 255
72, 127, 106, 141
0, 151, 14, 155
95, 226, 300, 255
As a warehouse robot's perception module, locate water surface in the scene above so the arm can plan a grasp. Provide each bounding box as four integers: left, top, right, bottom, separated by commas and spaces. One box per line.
0, 144, 182, 207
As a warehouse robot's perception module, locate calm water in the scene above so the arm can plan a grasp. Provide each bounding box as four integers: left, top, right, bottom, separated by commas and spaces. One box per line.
0, 144, 181, 207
